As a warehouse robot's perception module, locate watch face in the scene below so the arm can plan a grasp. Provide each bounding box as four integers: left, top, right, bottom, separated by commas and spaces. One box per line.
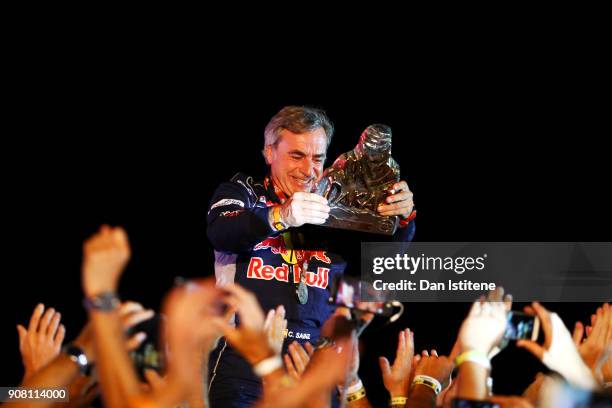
84, 292, 120, 311
77, 353, 88, 366
64, 345, 89, 374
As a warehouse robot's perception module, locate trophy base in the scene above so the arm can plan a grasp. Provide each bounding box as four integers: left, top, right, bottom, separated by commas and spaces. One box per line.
322, 206, 398, 235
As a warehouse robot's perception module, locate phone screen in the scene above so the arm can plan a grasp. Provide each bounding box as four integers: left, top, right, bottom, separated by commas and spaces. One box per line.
329, 277, 386, 314
128, 314, 165, 380
331, 278, 360, 308
504, 311, 539, 341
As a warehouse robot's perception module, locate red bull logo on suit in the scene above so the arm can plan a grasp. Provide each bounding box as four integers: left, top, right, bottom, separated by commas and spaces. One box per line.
253, 236, 332, 264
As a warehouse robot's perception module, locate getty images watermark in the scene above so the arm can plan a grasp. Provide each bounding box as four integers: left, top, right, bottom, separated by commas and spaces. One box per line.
361, 242, 612, 302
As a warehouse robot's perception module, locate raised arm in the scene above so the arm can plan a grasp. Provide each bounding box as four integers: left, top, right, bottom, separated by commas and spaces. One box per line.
81, 225, 143, 407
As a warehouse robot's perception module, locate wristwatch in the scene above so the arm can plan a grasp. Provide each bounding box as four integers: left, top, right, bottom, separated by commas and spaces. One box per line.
83, 291, 120, 312
312, 336, 334, 351
270, 205, 288, 231
63, 344, 90, 375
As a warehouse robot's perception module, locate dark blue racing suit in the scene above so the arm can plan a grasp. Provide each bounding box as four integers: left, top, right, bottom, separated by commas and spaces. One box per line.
206, 173, 415, 407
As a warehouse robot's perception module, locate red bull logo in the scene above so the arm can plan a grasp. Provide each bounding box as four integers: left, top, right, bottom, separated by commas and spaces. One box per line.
253, 236, 288, 256
253, 237, 331, 264
303, 250, 332, 264
246, 257, 330, 289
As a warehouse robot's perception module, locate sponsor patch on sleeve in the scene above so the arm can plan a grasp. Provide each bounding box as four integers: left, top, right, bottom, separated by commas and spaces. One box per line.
220, 209, 245, 217
209, 198, 245, 212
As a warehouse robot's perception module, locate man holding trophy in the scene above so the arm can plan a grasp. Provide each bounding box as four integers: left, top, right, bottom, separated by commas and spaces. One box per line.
206, 106, 416, 407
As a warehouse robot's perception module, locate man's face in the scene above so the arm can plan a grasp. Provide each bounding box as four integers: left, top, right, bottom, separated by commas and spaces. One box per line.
265, 127, 328, 196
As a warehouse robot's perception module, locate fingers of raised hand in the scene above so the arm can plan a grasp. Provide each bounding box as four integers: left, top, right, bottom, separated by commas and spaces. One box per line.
126, 332, 147, 351
28, 303, 45, 334
121, 309, 155, 331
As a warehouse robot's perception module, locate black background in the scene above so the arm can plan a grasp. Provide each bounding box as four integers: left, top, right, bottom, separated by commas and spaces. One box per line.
2, 53, 610, 406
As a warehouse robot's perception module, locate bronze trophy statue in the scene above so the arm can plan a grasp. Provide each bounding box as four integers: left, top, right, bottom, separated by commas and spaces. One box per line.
315, 124, 401, 235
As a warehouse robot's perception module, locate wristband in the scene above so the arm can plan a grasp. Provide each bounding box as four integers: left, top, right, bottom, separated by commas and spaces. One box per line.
399, 209, 416, 227
253, 355, 283, 377
454, 350, 491, 370
346, 387, 366, 403
271, 205, 288, 231
412, 374, 442, 395
83, 291, 120, 312
390, 396, 408, 406
345, 379, 363, 394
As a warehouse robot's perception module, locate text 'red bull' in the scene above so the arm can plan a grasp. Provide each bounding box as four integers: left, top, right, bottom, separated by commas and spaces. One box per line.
247, 257, 330, 289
